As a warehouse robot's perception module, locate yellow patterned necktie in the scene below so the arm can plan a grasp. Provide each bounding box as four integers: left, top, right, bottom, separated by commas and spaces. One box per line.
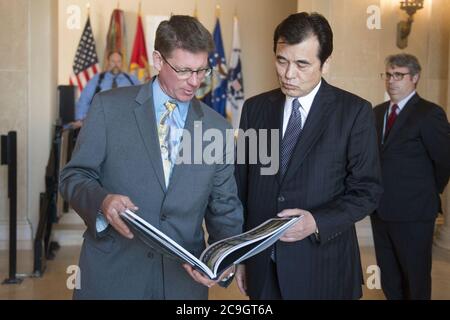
159, 101, 178, 187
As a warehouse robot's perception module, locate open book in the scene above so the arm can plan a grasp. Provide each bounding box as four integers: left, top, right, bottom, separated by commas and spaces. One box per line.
120, 209, 303, 280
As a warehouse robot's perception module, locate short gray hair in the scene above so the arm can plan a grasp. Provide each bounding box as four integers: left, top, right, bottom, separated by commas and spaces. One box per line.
385, 53, 422, 76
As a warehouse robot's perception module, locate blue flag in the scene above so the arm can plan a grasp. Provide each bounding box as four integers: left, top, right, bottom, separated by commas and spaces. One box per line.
196, 18, 228, 117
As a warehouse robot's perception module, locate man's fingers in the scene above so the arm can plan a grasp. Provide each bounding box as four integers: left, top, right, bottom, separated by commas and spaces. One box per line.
109, 210, 133, 239
236, 278, 247, 296
122, 197, 139, 211
183, 264, 215, 287
235, 265, 247, 296
277, 208, 304, 217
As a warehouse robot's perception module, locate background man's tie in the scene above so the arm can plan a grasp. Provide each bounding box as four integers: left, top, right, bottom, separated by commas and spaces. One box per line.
384, 103, 399, 140
159, 101, 177, 187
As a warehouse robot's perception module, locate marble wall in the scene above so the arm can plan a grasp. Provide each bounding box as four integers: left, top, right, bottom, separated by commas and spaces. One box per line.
0, 0, 58, 250
297, 0, 449, 108
0, 0, 31, 249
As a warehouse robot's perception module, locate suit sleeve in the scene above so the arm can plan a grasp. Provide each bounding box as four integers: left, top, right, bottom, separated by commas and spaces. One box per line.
313, 101, 383, 245
420, 106, 450, 193
204, 123, 244, 245
59, 94, 110, 238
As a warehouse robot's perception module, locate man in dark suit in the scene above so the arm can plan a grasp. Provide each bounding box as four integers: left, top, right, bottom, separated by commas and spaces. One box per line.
372, 53, 450, 300
234, 12, 383, 299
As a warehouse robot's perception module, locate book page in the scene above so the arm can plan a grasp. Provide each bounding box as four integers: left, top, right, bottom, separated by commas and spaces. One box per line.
200, 216, 302, 275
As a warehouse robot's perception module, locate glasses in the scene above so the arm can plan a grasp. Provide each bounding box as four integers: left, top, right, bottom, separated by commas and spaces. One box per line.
380, 72, 410, 81
160, 53, 212, 80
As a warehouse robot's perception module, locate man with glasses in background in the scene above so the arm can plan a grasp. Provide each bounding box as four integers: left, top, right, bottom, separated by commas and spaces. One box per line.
373, 53, 450, 299
60, 15, 243, 299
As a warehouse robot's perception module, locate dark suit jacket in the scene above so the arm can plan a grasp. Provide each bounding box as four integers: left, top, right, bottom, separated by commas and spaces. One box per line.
373, 93, 450, 221
235, 80, 383, 299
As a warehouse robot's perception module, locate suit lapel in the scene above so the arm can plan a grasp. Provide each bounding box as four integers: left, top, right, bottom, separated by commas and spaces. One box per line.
133, 81, 167, 192
265, 90, 285, 185
383, 93, 420, 149
376, 102, 388, 148
280, 80, 334, 185
166, 98, 204, 191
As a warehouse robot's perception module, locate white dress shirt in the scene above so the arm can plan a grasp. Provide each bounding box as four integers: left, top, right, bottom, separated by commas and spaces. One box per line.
282, 80, 322, 138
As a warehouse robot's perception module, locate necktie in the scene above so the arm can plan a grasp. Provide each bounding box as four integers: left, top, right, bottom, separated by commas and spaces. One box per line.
280, 98, 303, 176
159, 101, 178, 187
112, 76, 118, 89
271, 99, 302, 261
384, 104, 398, 140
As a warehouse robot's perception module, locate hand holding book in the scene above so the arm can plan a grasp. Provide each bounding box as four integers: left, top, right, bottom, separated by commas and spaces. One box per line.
182, 264, 235, 288
120, 209, 303, 282
277, 208, 318, 241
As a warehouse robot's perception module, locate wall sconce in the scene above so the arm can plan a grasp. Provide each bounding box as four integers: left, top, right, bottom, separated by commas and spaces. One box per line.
397, 0, 424, 49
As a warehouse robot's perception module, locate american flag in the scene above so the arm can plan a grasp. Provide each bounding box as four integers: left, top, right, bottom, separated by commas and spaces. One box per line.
69, 17, 100, 92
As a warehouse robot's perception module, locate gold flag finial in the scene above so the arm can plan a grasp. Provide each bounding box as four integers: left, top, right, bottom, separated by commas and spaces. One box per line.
86, 2, 90, 16
117, 1, 120, 9
138, 1, 142, 15
215, 5, 221, 18
193, 1, 198, 19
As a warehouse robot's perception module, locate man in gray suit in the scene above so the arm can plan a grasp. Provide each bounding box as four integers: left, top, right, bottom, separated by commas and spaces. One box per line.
59, 15, 243, 300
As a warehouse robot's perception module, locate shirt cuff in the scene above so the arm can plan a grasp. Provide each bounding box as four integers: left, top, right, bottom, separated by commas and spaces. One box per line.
96, 212, 109, 233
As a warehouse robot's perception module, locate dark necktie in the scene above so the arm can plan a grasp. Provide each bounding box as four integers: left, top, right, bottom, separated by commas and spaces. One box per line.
280, 98, 303, 176
112, 76, 118, 89
384, 104, 398, 140
270, 99, 302, 261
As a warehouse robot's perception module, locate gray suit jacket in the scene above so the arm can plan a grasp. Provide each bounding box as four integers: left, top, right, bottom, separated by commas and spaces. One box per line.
59, 82, 243, 299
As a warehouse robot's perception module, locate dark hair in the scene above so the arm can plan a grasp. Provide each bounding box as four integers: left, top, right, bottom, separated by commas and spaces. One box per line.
385, 53, 422, 76
273, 12, 333, 66
155, 15, 214, 58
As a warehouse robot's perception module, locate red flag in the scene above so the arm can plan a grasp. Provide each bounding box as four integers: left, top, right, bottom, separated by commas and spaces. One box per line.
129, 14, 150, 82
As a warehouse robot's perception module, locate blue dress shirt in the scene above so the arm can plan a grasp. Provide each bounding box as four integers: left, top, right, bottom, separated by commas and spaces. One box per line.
96, 77, 189, 233
75, 71, 140, 120
152, 77, 189, 170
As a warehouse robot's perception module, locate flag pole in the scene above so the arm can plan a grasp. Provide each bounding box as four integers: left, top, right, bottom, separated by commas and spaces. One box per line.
117, 1, 120, 9
86, 2, 90, 17
138, 1, 142, 15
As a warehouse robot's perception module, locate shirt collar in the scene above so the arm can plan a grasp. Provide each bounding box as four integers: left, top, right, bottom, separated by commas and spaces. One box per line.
285, 80, 322, 115
390, 90, 416, 112
152, 77, 189, 115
